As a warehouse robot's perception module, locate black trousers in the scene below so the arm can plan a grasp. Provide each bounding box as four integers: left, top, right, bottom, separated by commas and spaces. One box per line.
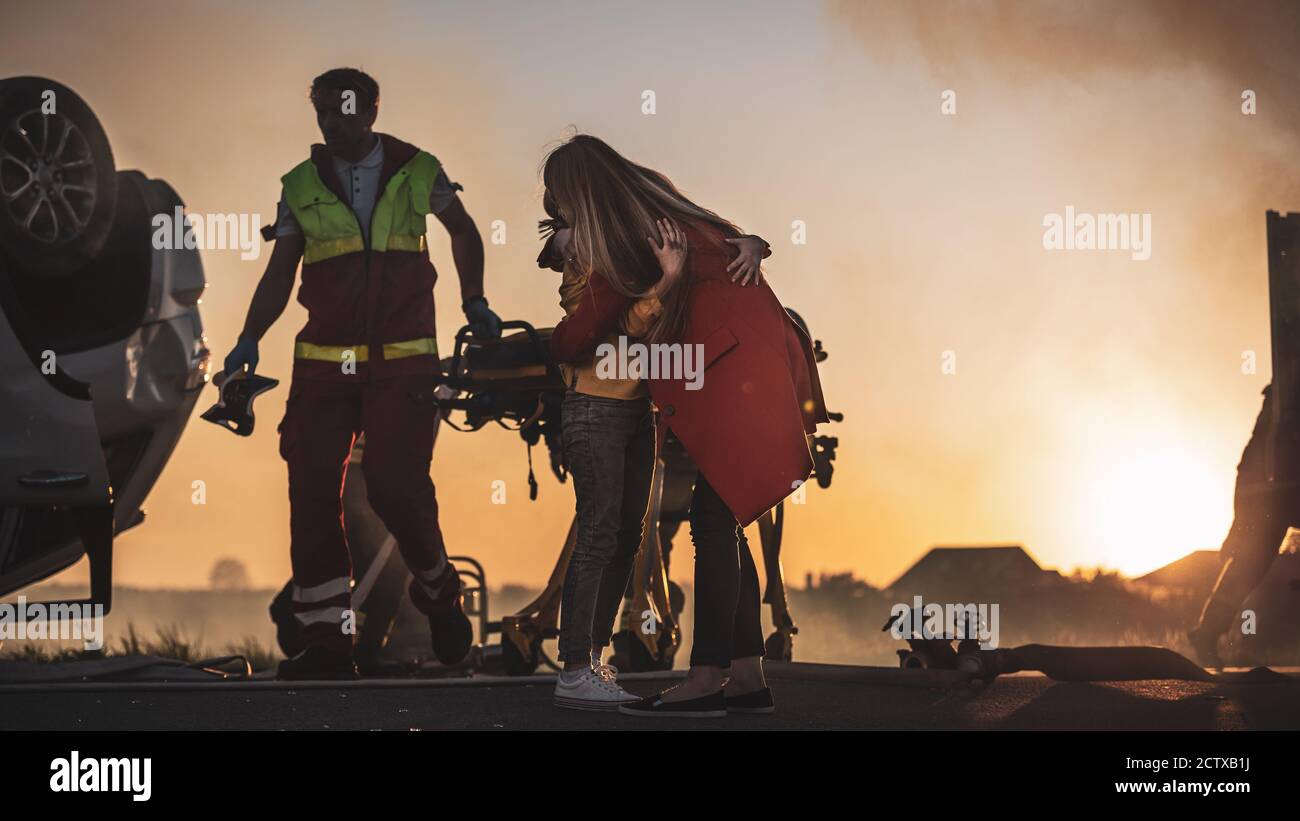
688, 473, 766, 667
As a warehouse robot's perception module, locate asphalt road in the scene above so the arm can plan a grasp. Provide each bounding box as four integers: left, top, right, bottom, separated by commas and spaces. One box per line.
1, 663, 1298, 730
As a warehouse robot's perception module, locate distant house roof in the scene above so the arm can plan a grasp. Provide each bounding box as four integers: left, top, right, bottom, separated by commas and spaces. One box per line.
1136, 550, 1221, 593
887, 544, 1045, 595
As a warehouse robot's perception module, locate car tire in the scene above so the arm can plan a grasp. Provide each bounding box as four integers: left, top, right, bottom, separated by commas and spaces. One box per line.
0, 77, 117, 277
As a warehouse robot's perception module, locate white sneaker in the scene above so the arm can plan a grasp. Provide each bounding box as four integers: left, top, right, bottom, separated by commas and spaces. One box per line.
554, 664, 640, 711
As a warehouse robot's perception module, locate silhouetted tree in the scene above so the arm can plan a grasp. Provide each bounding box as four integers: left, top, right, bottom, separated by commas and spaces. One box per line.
209, 558, 251, 591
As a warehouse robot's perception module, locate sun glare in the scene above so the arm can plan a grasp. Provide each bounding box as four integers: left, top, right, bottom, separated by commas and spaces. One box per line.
1086, 447, 1232, 576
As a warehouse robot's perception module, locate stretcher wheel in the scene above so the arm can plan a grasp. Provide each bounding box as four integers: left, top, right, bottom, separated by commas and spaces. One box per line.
501, 635, 540, 677
609, 630, 658, 673
764, 630, 793, 663
898, 650, 930, 669
667, 581, 686, 619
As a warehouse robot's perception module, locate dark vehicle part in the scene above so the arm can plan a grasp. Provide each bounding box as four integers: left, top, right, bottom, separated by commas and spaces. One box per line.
200, 372, 279, 436
0, 77, 117, 277
883, 608, 1289, 685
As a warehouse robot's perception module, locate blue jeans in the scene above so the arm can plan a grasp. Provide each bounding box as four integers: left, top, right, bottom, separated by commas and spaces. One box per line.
557, 391, 656, 663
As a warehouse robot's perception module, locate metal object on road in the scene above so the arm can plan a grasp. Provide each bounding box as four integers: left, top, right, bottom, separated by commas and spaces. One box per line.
885, 606, 1292, 685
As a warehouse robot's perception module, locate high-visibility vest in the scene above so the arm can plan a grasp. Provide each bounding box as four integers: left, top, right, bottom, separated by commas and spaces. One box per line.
281, 150, 441, 264
280, 144, 441, 373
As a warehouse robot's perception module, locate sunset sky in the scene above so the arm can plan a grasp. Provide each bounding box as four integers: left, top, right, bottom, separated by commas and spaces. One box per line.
5, 0, 1299, 591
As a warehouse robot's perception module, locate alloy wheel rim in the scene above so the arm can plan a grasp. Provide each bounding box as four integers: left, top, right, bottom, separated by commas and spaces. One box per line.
0, 108, 98, 244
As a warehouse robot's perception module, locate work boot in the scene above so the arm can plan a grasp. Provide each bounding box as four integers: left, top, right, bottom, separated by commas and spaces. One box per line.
277, 646, 359, 681
411, 568, 473, 666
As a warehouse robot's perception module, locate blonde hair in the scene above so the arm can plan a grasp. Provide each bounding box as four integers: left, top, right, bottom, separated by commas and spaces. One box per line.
541, 134, 741, 343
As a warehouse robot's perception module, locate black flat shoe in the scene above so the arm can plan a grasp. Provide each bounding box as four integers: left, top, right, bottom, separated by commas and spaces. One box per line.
277, 646, 359, 681
725, 686, 775, 714
618, 690, 726, 718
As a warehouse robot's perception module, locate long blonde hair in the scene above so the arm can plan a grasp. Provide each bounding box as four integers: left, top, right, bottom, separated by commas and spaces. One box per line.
541, 134, 741, 343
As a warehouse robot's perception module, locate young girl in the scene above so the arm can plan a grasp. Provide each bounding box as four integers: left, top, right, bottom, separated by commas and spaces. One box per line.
541, 191, 771, 711
543, 135, 821, 716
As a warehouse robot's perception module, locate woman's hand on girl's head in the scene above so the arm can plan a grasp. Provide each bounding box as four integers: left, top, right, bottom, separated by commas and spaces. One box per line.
647, 218, 688, 297
725, 234, 769, 286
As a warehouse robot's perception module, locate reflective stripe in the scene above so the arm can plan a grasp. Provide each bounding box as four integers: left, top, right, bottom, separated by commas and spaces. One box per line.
382, 337, 438, 359
386, 234, 426, 253
302, 233, 426, 264
294, 606, 349, 627
294, 337, 438, 363
352, 536, 397, 611
413, 574, 448, 602
412, 559, 454, 602
283, 151, 440, 261
303, 234, 364, 264
414, 555, 448, 583
292, 577, 351, 604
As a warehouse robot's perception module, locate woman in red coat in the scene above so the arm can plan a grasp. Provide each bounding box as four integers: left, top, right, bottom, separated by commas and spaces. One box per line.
544, 135, 828, 717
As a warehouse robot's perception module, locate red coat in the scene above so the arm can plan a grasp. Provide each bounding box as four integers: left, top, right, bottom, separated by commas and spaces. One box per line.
550, 224, 828, 525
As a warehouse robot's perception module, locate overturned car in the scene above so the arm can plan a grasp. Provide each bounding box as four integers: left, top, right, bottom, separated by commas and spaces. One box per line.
0, 77, 208, 614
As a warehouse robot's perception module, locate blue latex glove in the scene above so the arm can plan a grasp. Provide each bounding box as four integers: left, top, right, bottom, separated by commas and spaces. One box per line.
463, 295, 502, 339
223, 337, 260, 377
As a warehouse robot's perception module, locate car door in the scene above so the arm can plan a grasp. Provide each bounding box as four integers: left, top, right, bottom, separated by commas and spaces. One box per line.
0, 297, 112, 598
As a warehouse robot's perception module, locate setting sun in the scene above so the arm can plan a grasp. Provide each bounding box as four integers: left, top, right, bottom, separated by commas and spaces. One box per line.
1086, 446, 1232, 576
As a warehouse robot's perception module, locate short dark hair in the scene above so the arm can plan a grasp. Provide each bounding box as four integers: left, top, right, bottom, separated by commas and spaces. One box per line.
310, 68, 379, 109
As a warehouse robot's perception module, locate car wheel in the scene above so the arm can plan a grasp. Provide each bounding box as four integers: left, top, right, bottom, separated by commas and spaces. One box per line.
0, 77, 116, 277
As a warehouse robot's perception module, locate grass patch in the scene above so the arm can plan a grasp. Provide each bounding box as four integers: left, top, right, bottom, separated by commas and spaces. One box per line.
1, 621, 279, 672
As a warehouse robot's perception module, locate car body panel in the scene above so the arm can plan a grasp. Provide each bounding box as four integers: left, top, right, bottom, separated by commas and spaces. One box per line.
0, 308, 111, 509
0, 170, 207, 597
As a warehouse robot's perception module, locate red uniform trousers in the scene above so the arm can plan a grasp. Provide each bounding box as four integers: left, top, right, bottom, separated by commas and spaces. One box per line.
278, 374, 451, 653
